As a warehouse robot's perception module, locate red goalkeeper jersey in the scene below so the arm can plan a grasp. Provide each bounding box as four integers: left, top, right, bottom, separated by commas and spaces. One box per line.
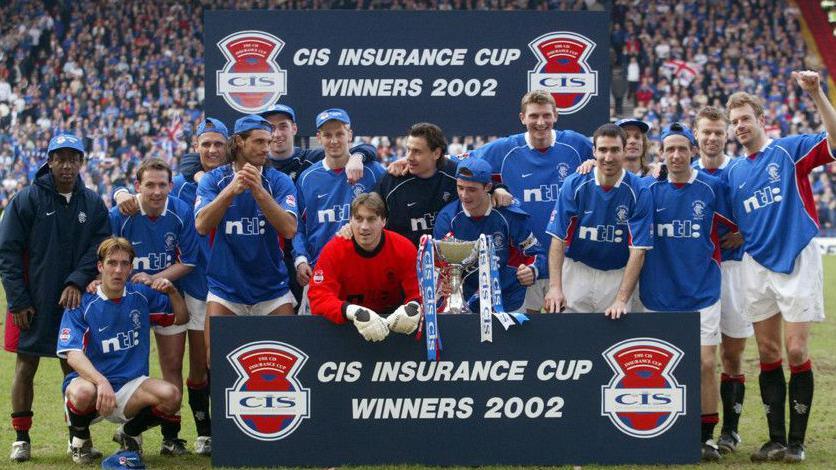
309, 230, 420, 324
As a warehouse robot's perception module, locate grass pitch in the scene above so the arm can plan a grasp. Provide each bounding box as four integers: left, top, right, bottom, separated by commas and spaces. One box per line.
0, 257, 833, 469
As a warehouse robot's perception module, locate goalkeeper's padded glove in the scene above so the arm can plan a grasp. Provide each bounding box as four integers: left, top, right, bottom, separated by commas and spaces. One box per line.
345, 304, 389, 342
387, 301, 421, 334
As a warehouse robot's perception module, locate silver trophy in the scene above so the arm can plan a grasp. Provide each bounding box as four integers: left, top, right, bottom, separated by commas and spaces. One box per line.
433, 239, 479, 314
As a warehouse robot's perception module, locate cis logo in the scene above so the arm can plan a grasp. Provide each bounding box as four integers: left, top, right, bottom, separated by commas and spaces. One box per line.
601, 338, 686, 438
216, 30, 288, 113
527, 32, 599, 114
226, 341, 310, 441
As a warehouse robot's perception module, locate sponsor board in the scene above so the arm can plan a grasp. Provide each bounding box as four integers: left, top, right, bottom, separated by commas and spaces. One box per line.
212, 313, 699, 467
205, 11, 610, 135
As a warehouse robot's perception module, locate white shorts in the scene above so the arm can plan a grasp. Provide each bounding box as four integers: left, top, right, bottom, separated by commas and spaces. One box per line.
207, 291, 296, 316
153, 322, 187, 336
562, 258, 629, 313
646, 301, 720, 346
720, 260, 753, 338
185, 293, 207, 331
67, 375, 149, 424
522, 279, 549, 312
741, 241, 825, 324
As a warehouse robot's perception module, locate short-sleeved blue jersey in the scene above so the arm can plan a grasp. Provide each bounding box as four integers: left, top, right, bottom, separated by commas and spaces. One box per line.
57, 284, 172, 392
640, 170, 736, 311
465, 130, 593, 255
172, 174, 210, 299
292, 159, 384, 265
195, 164, 298, 304
109, 196, 200, 278
723, 133, 835, 273
693, 156, 744, 262
546, 168, 654, 271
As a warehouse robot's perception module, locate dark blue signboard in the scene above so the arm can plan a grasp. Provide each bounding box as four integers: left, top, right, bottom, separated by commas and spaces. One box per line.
204, 11, 610, 136
211, 313, 699, 467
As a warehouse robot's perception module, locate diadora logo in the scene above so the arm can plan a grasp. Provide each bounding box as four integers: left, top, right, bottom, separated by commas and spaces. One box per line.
226, 341, 310, 441
656, 220, 701, 238
317, 203, 351, 224
410, 212, 436, 232
601, 338, 686, 438
527, 32, 599, 115
577, 224, 624, 243
523, 183, 560, 203
134, 252, 173, 272
225, 217, 266, 235
743, 185, 782, 214
101, 330, 140, 354
216, 31, 288, 114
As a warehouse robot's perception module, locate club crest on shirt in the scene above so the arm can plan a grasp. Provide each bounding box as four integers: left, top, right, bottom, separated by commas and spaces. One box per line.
130, 310, 142, 329
78, 211, 87, 223
615, 205, 629, 224
492, 232, 505, 249
225, 341, 310, 441
352, 184, 367, 197
312, 269, 324, 284
556, 162, 571, 181
601, 338, 686, 438
766, 163, 781, 182
691, 200, 705, 220
59, 328, 71, 343
164, 232, 177, 251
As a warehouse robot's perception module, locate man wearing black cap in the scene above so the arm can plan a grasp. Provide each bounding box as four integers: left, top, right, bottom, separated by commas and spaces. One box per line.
0, 133, 110, 462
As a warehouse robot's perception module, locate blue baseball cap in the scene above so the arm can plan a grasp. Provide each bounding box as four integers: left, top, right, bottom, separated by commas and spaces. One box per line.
101, 450, 145, 469
47, 133, 85, 157
660, 122, 696, 146
455, 158, 492, 184
315, 108, 351, 129
261, 104, 296, 122
196, 117, 229, 139
233, 114, 274, 135
616, 118, 650, 134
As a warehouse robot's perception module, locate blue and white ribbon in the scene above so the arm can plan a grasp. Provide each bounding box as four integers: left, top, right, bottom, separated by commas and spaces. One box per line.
477, 234, 494, 342
418, 235, 441, 361
488, 235, 529, 328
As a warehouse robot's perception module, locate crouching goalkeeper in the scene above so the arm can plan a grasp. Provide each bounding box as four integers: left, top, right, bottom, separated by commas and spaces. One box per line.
309, 193, 421, 341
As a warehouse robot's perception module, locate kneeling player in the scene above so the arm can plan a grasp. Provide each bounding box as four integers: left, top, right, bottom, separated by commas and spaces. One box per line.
309, 193, 421, 341
57, 238, 187, 464
433, 158, 546, 311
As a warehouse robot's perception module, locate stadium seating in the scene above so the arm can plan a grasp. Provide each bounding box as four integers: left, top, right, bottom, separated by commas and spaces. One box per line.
0, 0, 833, 233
